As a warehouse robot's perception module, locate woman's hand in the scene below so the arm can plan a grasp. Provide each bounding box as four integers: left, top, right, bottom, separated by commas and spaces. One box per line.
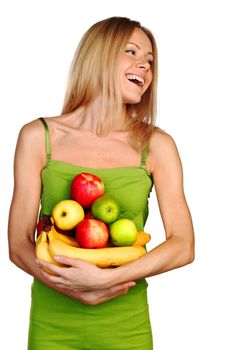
36, 255, 135, 292
64, 282, 135, 305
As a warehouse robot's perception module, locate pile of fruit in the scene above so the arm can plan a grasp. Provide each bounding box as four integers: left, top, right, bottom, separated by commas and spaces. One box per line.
36, 172, 151, 269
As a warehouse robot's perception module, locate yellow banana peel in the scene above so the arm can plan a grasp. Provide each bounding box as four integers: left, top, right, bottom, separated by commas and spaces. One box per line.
35, 231, 63, 274
48, 227, 146, 268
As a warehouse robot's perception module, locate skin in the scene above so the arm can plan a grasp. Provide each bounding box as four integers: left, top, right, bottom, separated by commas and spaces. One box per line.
8, 28, 195, 305
119, 28, 153, 104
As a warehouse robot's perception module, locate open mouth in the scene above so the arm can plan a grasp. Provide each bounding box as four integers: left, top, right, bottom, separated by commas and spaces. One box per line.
125, 73, 145, 87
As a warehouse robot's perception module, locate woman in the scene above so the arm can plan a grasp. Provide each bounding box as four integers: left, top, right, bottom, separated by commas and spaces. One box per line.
8, 16, 195, 350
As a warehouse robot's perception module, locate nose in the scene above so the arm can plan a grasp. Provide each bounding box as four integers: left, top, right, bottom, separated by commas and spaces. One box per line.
136, 59, 150, 70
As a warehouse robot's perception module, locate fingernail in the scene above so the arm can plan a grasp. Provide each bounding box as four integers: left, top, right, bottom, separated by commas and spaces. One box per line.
54, 255, 60, 261
35, 259, 40, 264
129, 282, 136, 287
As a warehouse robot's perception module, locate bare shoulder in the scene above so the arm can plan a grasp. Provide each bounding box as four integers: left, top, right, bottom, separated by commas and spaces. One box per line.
16, 118, 46, 167
147, 127, 182, 174
149, 127, 179, 153
18, 118, 44, 139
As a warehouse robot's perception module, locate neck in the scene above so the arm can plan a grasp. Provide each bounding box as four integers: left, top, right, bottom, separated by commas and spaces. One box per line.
72, 95, 128, 133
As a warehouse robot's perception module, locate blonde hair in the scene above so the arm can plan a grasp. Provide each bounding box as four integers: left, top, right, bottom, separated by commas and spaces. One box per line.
62, 16, 158, 151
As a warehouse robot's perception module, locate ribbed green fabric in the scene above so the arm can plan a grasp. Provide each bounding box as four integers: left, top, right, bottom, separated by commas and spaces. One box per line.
28, 118, 154, 350
38, 117, 51, 159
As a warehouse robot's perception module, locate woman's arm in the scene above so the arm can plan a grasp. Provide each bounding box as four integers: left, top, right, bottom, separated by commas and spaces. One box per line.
37, 129, 194, 290
8, 120, 135, 304
8, 121, 45, 276
111, 130, 195, 284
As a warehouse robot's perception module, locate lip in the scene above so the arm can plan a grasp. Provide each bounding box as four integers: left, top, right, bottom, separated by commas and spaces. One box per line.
125, 72, 146, 88
125, 72, 146, 81
126, 80, 143, 89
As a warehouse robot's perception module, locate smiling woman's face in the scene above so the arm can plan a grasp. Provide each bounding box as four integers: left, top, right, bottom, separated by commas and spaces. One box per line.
119, 27, 153, 105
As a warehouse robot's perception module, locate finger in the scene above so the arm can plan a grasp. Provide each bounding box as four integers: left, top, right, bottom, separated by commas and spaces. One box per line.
54, 255, 95, 268
109, 281, 136, 293
39, 268, 67, 285
110, 288, 130, 297
36, 259, 68, 276
120, 289, 129, 295
55, 283, 73, 290
99, 286, 130, 299
99, 288, 129, 304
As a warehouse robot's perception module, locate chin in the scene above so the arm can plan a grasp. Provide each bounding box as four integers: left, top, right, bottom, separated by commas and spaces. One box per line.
122, 94, 142, 104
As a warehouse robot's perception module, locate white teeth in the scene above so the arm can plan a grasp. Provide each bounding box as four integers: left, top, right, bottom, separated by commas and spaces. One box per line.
126, 74, 145, 86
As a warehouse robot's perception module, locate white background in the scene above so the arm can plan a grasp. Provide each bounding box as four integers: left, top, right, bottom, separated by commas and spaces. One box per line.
0, 0, 232, 349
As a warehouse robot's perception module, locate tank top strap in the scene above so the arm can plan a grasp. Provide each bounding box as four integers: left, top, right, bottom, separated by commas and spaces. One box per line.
38, 117, 51, 160
140, 146, 149, 167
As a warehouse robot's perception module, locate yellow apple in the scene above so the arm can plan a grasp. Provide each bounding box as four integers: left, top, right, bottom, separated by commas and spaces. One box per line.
52, 200, 84, 230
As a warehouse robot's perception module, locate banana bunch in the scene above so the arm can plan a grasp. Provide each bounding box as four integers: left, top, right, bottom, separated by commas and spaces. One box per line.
36, 225, 151, 269
35, 230, 63, 273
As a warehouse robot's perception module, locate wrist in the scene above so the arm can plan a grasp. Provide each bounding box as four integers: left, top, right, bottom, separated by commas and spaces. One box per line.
99, 266, 123, 289
101, 265, 130, 289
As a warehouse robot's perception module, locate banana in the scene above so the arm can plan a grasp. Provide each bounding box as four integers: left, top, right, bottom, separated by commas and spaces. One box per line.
132, 231, 151, 246
52, 225, 150, 248
52, 226, 80, 247
36, 231, 63, 273
48, 228, 146, 268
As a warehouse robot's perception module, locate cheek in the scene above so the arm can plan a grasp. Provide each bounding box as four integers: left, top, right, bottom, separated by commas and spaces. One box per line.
118, 55, 134, 74
148, 71, 153, 84
145, 72, 153, 90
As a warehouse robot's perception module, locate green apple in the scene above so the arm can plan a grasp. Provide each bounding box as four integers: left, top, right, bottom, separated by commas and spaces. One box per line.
91, 195, 120, 224
109, 218, 138, 246
52, 199, 84, 230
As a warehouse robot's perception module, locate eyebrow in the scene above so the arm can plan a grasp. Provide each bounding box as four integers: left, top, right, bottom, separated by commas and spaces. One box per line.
127, 42, 153, 57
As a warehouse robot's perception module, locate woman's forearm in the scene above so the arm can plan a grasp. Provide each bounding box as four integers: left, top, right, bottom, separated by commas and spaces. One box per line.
9, 239, 137, 305
9, 239, 68, 292
110, 236, 195, 286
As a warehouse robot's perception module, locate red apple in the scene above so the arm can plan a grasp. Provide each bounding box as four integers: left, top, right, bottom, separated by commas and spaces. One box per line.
84, 210, 94, 219
76, 218, 109, 248
36, 220, 43, 236
36, 215, 52, 237
70, 172, 104, 209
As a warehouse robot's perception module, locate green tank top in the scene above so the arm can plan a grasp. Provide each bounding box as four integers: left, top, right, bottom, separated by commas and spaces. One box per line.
39, 117, 153, 231
28, 117, 154, 349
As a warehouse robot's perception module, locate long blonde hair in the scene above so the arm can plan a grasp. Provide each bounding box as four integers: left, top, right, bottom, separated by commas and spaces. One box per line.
62, 17, 158, 151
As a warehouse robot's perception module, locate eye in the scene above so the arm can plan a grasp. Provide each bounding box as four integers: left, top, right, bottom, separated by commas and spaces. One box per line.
125, 49, 136, 55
